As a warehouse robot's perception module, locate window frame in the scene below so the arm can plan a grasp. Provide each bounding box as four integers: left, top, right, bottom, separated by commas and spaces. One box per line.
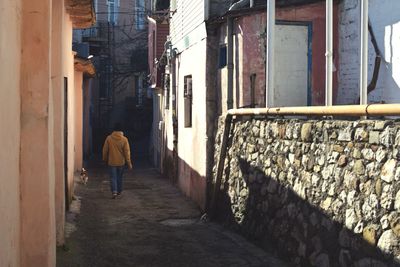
184, 75, 193, 128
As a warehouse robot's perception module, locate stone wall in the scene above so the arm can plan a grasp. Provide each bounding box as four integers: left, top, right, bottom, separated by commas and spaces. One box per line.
213, 117, 400, 266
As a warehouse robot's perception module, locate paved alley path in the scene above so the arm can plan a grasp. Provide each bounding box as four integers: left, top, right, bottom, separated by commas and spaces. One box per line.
57, 162, 288, 267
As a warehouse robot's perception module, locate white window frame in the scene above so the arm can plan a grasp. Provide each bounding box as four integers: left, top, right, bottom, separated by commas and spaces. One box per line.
265, 0, 369, 108
184, 75, 193, 128
107, 0, 119, 25
135, 0, 146, 30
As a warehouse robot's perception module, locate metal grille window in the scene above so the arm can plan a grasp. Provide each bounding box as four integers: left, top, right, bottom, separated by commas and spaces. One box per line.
184, 75, 192, 127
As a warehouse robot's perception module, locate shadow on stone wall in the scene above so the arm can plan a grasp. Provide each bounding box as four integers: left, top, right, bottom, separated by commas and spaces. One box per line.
231, 158, 397, 266
212, 118, 400, 267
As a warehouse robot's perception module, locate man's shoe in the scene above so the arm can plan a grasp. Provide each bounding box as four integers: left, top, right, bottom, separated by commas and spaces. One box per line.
112, 193, 117, 199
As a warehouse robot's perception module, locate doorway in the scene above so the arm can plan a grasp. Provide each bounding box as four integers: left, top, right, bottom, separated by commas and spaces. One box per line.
274, 22, 312, 107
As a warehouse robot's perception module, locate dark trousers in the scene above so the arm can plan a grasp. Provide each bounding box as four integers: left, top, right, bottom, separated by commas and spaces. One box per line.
109, 166, 124, 193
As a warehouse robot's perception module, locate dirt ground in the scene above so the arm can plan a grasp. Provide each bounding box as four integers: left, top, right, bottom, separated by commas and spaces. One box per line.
56, 162, 288, 267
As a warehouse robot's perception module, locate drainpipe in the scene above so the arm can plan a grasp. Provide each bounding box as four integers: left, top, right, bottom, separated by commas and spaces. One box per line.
360, 0, 369, 105
325, 0, 333, 106
171, 57, 177, 136
227, 104, 400, 117
227, 17, 234, 110
211, 0, 255, 213
266, 0, 275, 107
170, 50, 178, 181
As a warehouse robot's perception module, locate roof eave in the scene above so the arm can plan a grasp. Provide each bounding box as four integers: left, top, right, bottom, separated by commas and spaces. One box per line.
74, 56, 96, 77
66, 0, 96, 29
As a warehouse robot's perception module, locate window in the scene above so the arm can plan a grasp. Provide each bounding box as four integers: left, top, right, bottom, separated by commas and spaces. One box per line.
184, 75, 192, 128
107, 0, 119, 25
219, 45, 227, 68
164, 74, 170, 109
135, 0, 146, 30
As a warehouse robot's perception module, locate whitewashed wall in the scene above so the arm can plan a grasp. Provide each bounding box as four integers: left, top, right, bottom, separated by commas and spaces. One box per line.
170, 0, 205, 47
337, 0, 400, 104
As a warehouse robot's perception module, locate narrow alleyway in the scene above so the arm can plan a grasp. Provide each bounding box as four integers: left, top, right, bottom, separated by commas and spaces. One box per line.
56, 161, 288, 267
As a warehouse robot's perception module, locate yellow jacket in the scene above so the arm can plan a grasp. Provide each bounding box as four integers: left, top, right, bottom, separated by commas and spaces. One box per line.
102, 131, 132, 168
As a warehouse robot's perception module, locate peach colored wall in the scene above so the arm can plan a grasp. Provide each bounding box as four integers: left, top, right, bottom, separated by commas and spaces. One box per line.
0, 0, 22, 266
20, 0, 56, 266
63, 14, 76, 204
74, 71, 84, 172
52, 0, 67, 246
0, 0, 91, 263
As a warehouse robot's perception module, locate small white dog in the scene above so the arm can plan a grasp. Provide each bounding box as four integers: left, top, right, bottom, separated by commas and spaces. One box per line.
80, 168, 89, 185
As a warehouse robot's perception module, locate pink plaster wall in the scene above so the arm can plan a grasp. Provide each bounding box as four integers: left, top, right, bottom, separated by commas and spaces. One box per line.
74, 71, 84, 172
64, 15, 76, 205
231, 2, 339, 107
52, 0, 67, 246
0, 0, 92, 264
0, 0, 22, 266
20, 0, 56, 265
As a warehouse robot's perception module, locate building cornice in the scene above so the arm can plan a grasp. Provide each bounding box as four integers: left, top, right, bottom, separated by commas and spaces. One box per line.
74, 56, 96, 77
66, 0, 96, 29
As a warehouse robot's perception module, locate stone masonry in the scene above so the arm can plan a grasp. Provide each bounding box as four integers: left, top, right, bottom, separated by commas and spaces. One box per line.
213, 117, 400, 266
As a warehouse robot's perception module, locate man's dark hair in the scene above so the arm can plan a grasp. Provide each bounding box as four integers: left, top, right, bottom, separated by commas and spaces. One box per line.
113, 123, 123, 131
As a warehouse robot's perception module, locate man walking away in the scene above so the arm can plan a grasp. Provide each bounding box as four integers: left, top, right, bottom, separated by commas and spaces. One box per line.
102, 123, 133, 199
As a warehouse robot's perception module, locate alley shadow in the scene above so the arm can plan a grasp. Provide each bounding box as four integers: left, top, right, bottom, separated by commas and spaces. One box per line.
214, 157, 400, 267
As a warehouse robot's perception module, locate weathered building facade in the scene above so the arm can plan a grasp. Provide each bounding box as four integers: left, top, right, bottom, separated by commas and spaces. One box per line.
148, 2, 170, 170
163, 0, 217, 210
151, 0, 400, 265
209, 0, 400, 265
215, 1, 339, 110
0, 0, 95, 266
159, 0, 338, 211
80, 0, 151, 158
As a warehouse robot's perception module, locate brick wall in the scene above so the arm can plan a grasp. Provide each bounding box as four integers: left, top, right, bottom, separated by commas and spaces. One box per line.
337, 0, 400, 105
